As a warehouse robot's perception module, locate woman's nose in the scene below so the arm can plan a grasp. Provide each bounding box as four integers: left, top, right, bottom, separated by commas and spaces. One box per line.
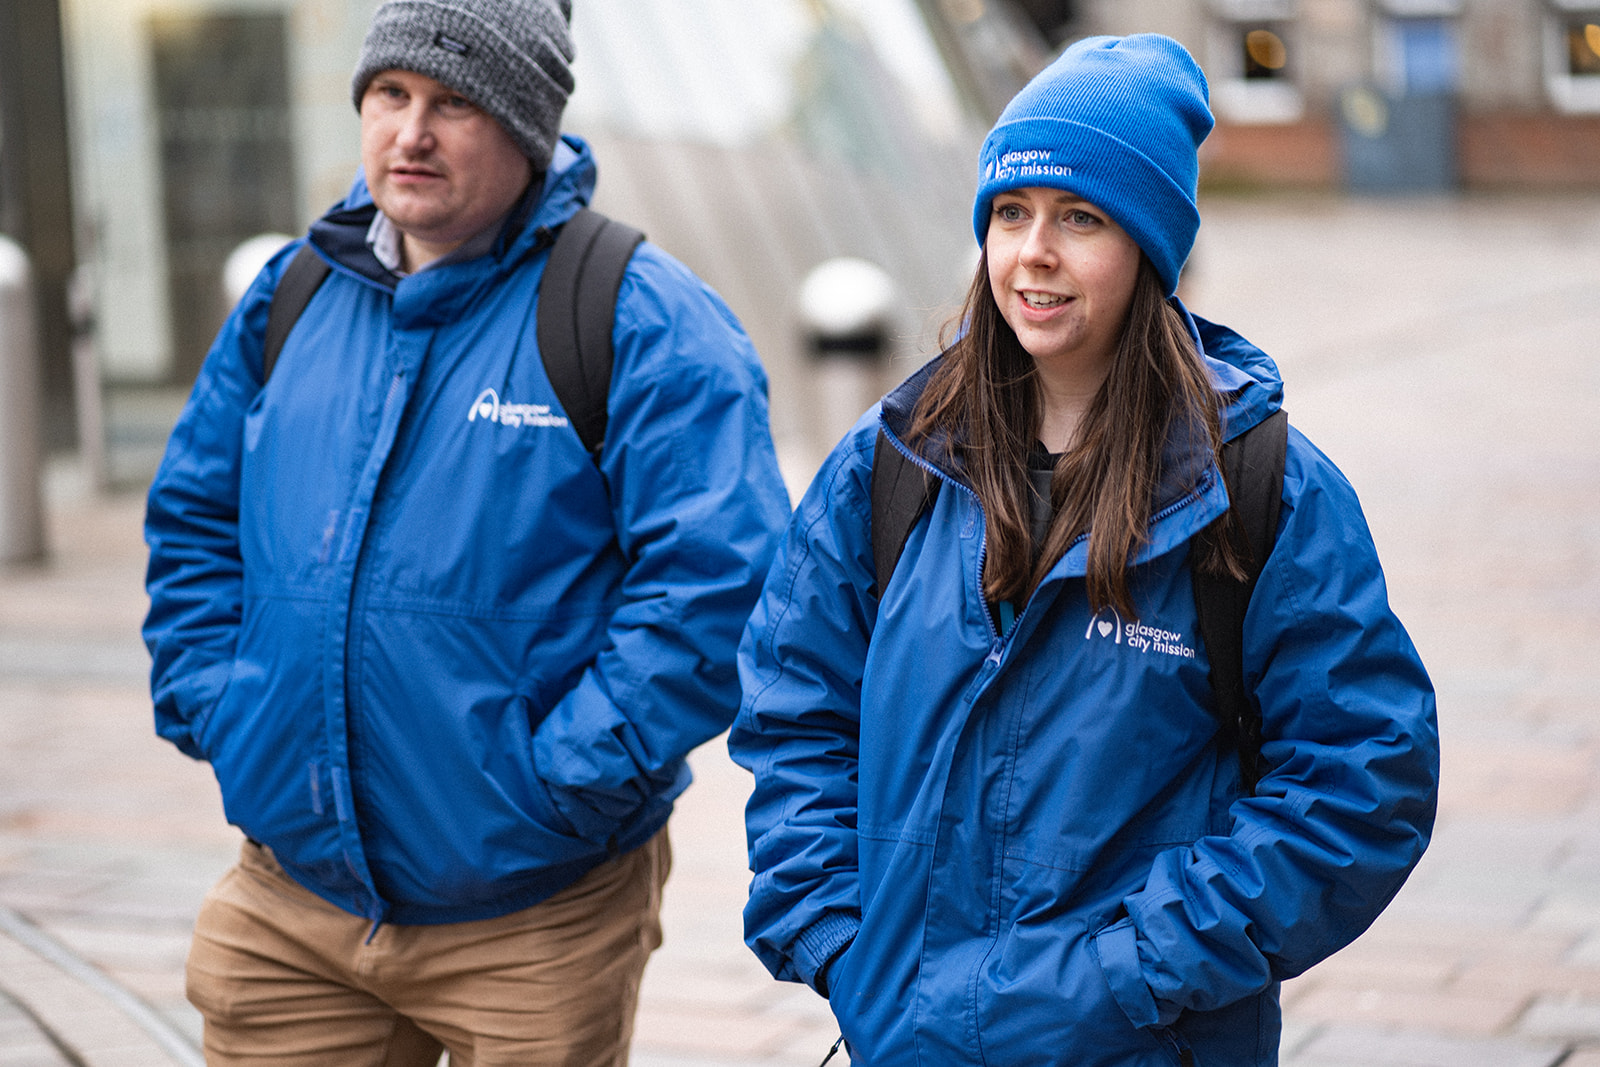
1019, 219, 1057, 268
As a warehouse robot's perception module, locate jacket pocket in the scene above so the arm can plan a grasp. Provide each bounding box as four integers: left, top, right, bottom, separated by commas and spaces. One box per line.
977, 920, 1175, 1065
525, 766, 582, 840
190, 658, 240, 761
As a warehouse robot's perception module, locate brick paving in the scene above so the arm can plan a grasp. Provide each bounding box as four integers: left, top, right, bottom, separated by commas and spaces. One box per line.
1, 193, 1598, 1065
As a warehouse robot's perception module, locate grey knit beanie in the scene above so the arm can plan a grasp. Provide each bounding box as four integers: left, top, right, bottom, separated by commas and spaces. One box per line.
352, 0, 575, 171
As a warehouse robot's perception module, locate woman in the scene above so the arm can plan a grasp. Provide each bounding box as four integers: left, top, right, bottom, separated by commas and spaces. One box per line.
729, 34, 1439, 1066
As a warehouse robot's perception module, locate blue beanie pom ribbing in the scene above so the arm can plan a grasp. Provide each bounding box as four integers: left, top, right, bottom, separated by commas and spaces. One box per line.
973, 34, 1214, 296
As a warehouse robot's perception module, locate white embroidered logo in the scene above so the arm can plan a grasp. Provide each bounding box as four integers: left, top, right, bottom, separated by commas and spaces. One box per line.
989, 148, 1074, 187
1085, 608, 1197, 660
467, 388, 569, 430
1086, 607, 1124, 645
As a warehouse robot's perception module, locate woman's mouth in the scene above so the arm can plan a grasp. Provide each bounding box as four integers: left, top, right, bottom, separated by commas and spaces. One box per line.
1021, 291, 1070, 310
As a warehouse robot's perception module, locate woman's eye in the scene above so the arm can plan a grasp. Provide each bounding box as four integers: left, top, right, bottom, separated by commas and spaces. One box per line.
996, 204, 1024, 222
1068, 210, 1099, 227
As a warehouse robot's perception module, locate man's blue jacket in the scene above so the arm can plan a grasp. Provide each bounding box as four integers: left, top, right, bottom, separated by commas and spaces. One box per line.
730, 312, 1439, 1065
144, 135, 790, 926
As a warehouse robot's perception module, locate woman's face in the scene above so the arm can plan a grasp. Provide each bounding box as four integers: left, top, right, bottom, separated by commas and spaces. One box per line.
985, 188, 1142, 374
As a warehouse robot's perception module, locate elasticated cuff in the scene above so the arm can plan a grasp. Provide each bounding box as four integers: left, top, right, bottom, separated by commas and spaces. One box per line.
794, 910, 861, 996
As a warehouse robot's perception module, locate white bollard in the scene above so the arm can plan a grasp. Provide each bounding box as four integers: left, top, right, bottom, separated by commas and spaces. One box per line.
798, 257, 897, 457
224, 233, 295, 306
0, 235, 45, 564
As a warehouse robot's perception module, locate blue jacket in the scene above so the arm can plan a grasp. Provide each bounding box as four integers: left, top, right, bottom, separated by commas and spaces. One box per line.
730, 312, 1438, 1065
144, 136, 790, 925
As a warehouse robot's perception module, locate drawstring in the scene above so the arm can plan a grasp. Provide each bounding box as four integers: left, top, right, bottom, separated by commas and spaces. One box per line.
818, 1034, 845, 1066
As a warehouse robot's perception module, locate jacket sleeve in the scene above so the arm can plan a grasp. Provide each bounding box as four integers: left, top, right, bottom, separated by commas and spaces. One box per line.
141, 245, 291, 759
727, 427, 879, 992
528, 245, 792, 842
1094, 426, 1441, 1027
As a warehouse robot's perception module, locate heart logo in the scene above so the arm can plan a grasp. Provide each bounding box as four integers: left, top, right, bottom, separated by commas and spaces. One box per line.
1097, 620, 1113, 638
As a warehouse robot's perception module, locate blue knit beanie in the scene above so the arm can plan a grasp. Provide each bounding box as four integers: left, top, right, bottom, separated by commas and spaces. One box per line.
973, 34, 1213, 296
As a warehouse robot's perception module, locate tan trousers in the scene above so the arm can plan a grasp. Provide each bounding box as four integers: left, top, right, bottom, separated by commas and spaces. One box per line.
186, 832, 670, 1067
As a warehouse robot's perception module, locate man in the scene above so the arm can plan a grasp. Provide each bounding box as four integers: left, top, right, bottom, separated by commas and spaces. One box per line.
142, 0, 790, 1061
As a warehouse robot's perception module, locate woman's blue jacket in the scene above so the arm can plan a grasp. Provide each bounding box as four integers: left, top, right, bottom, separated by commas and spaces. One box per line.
143, 136, 790, 926
730, 312, 1439, 1065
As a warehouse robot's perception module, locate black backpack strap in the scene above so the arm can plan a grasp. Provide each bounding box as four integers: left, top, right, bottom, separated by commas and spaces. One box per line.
870, 429, 940, 600
262, 244, 331, 383
263, 214, 644, 461
537, 208, 645, 461
1193, 408, 1288, 794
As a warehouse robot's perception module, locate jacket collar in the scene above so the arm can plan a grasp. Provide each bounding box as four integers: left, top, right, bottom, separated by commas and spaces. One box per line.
877, 298, 1285, 567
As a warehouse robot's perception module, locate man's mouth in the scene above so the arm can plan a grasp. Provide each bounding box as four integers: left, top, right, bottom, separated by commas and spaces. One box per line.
390, 162, 443, 180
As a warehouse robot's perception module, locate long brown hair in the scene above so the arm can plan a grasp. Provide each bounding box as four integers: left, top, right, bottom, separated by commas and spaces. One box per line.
907, 253, 1232, 619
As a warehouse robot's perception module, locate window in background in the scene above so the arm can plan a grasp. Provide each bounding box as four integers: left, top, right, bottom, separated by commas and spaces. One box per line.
1206, 0, 1304, 123
558, 0, 990, 467
1546, 0, 1600, 111
1564, 16, 1600, 74
149, 12, 296, 382
564, 0, 969, 152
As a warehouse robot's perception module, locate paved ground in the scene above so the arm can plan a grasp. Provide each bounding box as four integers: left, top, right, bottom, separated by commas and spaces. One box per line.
2, 191, 1599, 1066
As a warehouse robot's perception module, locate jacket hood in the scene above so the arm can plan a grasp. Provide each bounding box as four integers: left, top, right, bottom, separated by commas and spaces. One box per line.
307, 132, 599, 287
1187, 305, 1284, 443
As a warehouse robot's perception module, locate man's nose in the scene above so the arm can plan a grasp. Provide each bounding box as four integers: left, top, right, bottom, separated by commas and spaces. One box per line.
395, 104, 436, 153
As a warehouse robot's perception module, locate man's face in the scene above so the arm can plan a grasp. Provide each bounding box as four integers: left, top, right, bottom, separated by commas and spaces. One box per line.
360, 69, 533, 271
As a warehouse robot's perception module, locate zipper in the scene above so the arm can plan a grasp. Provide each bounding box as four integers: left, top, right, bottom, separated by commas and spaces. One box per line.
878, 420, 1096, 656
877, 422, 1004, 650
1154, 1026, 1196, 1066
327, 364, 412, 918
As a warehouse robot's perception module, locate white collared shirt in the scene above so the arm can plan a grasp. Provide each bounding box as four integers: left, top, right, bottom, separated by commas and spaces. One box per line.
367, 210, 503, 277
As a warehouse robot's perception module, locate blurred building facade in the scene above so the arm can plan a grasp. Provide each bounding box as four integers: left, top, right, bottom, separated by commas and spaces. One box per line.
5, 0, 1598, 470
1073, 0, 1600, 193
50, 0, 1004, 472
0, 0, 76, 444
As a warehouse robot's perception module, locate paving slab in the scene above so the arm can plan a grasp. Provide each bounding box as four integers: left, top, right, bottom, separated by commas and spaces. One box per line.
0, 906, 199, 1066
1288, 1023, 1567, 1067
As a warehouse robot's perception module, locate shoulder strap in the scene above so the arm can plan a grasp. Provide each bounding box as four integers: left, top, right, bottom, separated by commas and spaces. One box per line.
259, 213, 646, 467
537, 207, 646, 461
870, 429, 940, 599
1193, 408, 1288, 794
262, 244, 331, 383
